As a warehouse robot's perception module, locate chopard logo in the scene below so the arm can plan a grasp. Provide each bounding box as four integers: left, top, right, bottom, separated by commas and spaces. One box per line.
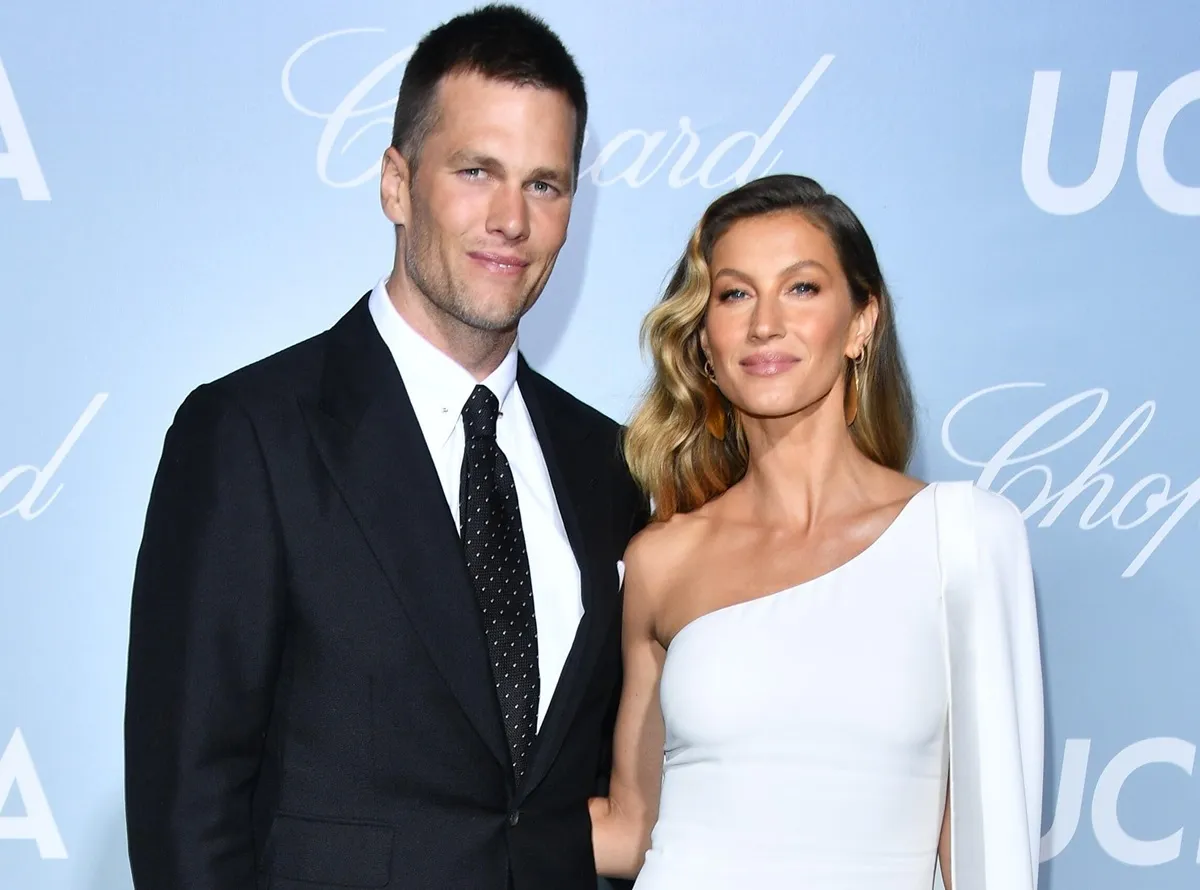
942, 383, 1197, 578
282, 28, 833, 189
1, 394, 107, 521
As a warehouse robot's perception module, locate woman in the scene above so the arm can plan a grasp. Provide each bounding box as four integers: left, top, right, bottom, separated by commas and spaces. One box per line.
590, 174, 1043, 889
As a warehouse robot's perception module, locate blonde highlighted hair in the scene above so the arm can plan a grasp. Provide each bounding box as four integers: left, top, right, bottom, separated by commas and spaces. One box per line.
623, 174, 915, 520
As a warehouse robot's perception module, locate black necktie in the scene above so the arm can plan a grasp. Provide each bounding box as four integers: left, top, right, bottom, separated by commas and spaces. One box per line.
460, 384, 539, 781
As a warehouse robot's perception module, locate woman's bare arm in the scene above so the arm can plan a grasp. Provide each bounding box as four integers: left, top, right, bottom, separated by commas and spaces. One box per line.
589, 531, 669, 879
938, 777, 952, 889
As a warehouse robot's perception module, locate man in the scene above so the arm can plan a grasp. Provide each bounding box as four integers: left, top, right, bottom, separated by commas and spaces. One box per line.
123, 5, 646, 888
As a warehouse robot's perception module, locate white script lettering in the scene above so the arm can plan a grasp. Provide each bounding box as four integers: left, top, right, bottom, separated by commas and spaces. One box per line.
942, 383, 1197, 577
282, 28, 832, 189
1, 393, 107, 520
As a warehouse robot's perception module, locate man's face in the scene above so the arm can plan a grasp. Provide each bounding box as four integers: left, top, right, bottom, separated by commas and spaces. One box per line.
384, 71, 577, 334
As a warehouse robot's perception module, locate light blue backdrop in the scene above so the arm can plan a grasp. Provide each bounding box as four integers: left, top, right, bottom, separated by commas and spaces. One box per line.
2, 1, 1198, 887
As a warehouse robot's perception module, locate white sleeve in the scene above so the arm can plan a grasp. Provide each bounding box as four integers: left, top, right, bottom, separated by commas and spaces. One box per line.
971, 487, 1046, 888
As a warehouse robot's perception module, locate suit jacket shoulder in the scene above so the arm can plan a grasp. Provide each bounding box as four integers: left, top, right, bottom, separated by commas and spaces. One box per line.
519, 362, 621, 434
173, 294, 374, 434
518, 359, 649, 537
195, 329, 328, 409
518, 360, 630, 471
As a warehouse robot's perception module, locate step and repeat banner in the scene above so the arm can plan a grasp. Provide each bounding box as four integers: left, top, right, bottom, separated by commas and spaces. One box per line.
2, 1, 1198, 887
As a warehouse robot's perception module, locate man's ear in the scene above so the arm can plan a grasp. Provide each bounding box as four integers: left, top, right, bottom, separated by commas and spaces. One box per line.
381, 146, 412, 227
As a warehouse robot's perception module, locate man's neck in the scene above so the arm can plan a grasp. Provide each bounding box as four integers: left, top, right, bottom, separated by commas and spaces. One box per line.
385, 274, 516, 382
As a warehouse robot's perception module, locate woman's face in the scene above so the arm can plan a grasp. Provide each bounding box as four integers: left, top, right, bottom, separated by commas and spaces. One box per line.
700, 210, 875, 423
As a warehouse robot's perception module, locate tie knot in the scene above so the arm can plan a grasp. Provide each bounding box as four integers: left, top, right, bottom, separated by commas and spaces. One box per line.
462, 384, 500, 440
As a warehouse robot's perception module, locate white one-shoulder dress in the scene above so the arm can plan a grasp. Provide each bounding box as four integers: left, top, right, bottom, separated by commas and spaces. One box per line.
633, 482, 1044, 890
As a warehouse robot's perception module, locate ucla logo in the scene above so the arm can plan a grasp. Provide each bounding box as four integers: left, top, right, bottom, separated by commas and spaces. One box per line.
1022, 70, 1200, 215
0, 728, 66, 858
0, 56, 50, 201
1043, 737, 1199, 867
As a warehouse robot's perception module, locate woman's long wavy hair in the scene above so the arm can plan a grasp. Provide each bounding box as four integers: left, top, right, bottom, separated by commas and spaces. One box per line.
623, 174, 915, 520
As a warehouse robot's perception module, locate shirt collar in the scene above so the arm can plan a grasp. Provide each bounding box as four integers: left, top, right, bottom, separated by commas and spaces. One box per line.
368, 276, 519, 449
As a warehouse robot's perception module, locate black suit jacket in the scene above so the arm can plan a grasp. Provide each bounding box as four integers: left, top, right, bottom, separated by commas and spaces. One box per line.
124, 295, 647, 890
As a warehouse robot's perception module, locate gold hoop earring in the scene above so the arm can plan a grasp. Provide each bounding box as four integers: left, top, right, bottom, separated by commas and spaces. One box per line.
854, 341, 869, 368
702, 358, 726, 438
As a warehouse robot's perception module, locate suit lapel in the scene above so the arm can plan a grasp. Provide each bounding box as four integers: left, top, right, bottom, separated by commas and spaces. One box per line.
300, 297, 509, 770
517, 359, 620, 798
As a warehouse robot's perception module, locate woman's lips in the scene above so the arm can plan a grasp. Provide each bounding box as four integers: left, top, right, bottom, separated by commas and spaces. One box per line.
739, 352, 800, 376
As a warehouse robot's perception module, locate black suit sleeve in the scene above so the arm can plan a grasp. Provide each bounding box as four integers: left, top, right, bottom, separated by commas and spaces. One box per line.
124, 385, 286, 889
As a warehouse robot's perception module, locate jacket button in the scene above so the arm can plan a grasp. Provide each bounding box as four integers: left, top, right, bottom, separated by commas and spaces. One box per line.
508, 810, 521, 827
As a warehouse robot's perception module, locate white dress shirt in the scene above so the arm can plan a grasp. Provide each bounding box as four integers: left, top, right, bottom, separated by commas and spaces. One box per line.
368, 278, 582, 730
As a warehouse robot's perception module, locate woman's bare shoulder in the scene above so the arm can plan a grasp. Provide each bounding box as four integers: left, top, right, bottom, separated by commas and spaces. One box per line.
622, 508, 716, 606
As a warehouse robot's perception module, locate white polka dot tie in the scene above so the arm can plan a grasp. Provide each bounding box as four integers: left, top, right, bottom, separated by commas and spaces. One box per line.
460, 384, 539, 782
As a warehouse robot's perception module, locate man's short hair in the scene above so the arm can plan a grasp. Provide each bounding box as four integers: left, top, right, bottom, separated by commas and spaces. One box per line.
391, 4, 588, 181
